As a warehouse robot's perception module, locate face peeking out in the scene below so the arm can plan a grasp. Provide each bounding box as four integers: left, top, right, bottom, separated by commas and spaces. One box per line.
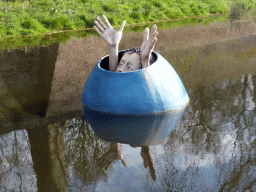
116, 53, 141, 72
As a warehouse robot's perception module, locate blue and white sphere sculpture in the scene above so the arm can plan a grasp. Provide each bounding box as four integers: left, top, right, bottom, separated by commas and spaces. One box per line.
82, 50, 189, 146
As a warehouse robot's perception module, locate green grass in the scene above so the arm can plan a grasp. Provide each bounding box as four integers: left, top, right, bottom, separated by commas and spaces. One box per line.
0, 0, 244, 39
0, 0, 255, 52
0, 14, 228, 53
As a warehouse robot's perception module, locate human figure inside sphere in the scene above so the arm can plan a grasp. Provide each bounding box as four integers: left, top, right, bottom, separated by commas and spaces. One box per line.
93, 15, 158, 181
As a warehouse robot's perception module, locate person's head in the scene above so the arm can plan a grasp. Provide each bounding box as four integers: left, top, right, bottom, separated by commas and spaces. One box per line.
116, 47, 155, 72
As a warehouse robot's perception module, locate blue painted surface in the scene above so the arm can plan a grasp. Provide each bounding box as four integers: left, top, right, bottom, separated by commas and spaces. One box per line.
83, 105, 187, 146
81, 50, 189, 145
82, 50, 189, 114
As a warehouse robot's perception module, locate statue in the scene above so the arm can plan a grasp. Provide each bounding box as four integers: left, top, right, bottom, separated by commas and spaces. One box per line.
82, 15, 189, 181
93, 15, 158, 72
93, 15, 158, 181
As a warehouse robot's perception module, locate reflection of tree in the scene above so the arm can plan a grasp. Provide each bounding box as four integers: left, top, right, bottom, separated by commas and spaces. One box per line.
0, 130, 36, 191
147, 74, 256, 191
64, 117, 111, 190
220, 74, 256, 192
27, 123, 68, 192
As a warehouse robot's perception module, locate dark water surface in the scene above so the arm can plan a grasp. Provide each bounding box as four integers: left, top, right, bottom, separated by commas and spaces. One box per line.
0, 21, 256, 191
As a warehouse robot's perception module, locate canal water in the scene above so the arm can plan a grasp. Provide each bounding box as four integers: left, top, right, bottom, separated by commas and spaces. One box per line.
0, 19, 256, 191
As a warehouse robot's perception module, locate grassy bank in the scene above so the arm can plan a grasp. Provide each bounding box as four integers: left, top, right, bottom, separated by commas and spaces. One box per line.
0, 14, 229, 52
1, 0, 253, 38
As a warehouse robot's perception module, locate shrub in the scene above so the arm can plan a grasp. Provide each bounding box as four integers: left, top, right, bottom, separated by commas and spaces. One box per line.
102, 2, 116, 13
0, 25, 6, 37
21, 18, 42, 30
180, 4, 192, 16
189, 1, 209, 16
55, 15, 75, 30
35, 0, 55, 7
142, 2, 154, 18
208, 0, 229, 14
156, 12, 168, 20
6, 29, 17, 36
152, 0, 163, 8
41, 15, 55, 29
20, 29, 35, 36
118, 4, 132, 13
130, 12, 144, 21
41, 15, 75, 30
165, 7, 185, 18
106, 16, 117, 26
79, 14, 94, 27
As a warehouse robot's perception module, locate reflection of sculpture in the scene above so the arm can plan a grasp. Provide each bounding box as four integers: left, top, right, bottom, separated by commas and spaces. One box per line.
93, 15, 158, 181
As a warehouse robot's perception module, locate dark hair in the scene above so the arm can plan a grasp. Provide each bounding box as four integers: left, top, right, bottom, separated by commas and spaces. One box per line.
122, 47, 156, 69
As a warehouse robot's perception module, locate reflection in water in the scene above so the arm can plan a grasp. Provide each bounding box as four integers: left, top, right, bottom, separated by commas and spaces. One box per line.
27, 124, 68, 192
0, 74, 256, 191
1, 22, 256, 191
0, 130, 36, 191
83, 104, 188, 182
68, 75, 255, 191
145, 75, 256, 191
64, 118, 110, 191
83, 105, 187, 146
0, 42, 58, 118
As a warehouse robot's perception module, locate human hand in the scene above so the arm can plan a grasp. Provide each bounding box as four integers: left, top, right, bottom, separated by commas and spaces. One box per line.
93, 15, 126, 47
141, 146, 156, 181
140, 24, 158, 61
97, 148, 127, 170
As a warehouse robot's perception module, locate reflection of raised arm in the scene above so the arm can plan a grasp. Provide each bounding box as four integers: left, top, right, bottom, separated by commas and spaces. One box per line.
97, 142, 127, 170
93, 15, 126, 71
141, 146, 156, 181
140, 24, 158, 68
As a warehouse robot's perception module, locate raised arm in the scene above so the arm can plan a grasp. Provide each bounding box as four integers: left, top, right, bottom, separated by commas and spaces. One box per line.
140, 24, 158, 68
93, 15, 126, 71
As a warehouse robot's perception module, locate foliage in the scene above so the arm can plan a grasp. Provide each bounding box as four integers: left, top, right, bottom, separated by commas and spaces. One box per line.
0, 0, 245, 39
0, 0, 254, 51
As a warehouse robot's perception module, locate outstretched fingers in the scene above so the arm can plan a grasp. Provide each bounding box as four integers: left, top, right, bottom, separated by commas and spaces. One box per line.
150, 24, 157, 38
119, 20, 126, 32
94, 20, 104, 32
143, 27, 149, 42
150, 31, 158, 43
102, 15, 113, 29
150, 38, 157, 50
149, 24, 158, 44
96, 16, 107, 29
142, 24, 158, 48
93, 25, 103, 37
147, 35, 157, 52
94, 15, 113, 38
94, 16, 106, 38
153, 38, 157, 46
